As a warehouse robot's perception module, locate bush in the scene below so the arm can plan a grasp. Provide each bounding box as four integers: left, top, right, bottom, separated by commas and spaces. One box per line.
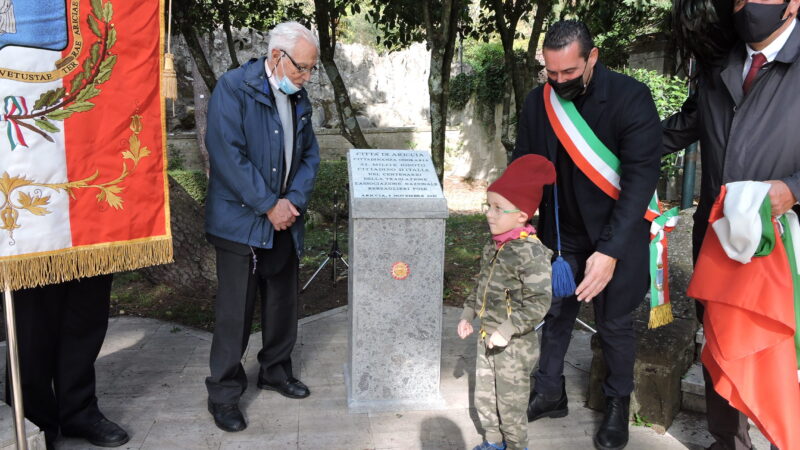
307, 160, 349, 223
168, 170, 208, 204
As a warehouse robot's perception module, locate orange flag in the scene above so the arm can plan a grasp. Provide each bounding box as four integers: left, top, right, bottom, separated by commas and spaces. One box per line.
688, 185, 800, 450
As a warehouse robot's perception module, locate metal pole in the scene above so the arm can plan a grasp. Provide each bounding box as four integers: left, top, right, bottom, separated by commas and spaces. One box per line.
3, 280, 28, 450
681, 58, 699, 210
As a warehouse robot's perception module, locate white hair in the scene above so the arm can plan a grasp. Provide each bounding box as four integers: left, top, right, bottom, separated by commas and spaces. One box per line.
267, 22, 319, 56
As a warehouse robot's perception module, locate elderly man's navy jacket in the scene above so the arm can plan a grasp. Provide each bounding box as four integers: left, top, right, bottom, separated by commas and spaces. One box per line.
204, 57, 320, 255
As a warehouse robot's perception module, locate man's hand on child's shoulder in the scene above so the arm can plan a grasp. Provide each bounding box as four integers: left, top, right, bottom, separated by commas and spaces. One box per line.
457, 319, 473, 339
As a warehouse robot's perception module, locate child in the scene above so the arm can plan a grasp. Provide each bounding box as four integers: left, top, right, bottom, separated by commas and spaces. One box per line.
458, 154, 555, 450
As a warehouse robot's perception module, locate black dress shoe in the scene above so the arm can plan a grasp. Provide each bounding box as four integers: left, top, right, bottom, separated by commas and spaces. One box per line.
208, 400, 247, 432
257, 376, 310, 399
594, 395, 630, 450
61, 417, 130, 447
527, 378, 568, 422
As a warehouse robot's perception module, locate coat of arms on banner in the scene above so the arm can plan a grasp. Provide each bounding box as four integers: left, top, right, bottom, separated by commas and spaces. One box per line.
0, 0, 171, 290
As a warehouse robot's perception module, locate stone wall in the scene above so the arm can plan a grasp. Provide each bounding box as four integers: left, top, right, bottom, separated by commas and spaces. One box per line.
168, 28, 508, 181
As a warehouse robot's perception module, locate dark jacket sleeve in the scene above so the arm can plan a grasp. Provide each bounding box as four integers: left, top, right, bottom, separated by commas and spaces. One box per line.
206, 75, 278, 215
595, 83, 662, 259
662, 90, 700, 156
283, 127, 320, 212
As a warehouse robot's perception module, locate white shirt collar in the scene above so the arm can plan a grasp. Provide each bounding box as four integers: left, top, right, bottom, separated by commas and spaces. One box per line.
264, 59, 284, 95
746, 19, 796, 63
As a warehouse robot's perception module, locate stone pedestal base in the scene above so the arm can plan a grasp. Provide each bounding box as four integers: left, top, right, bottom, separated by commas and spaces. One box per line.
587, 316, 697, 433
0, 404, 47, 450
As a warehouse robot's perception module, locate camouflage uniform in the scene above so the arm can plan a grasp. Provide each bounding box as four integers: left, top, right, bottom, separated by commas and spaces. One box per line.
461, 235, 552, 450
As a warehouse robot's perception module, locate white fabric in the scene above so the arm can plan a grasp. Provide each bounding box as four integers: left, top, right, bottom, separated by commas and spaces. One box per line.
0, 45, 72, 257
265, 59, 294, 190
712, 181, 771, 263
784, 209, 800, 275
743, 19, 796, 80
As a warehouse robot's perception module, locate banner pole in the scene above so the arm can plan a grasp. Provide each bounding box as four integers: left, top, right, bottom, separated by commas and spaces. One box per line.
3, 278, 28, 450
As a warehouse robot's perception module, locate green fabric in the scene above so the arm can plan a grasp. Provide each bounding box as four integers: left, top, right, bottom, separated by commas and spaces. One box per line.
778, 215, 800, 371
556, 93, 621, 172
754, 196, 776, 257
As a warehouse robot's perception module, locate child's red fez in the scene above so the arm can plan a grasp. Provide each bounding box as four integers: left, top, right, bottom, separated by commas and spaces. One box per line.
488, 154, 556, 218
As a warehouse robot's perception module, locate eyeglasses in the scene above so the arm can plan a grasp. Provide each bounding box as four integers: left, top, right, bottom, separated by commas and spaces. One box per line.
481, 203, 520, 215
281, 50, 318, 75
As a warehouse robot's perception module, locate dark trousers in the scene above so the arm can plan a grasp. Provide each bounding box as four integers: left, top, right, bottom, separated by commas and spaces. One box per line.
206, 231, 299, 405
3, 275, 113, 445
533, 252, 636, 399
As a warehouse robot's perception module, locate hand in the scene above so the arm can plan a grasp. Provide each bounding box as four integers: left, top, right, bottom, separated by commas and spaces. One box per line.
457, 319, 473, 339
487, 331, 508, 349
784, 0, 800, 20
267, 199, 300, 231
764, 180, 797, 216
575, 251, 617, 302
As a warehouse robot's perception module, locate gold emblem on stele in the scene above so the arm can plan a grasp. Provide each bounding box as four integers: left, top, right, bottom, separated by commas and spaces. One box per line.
391, 262, 409, 280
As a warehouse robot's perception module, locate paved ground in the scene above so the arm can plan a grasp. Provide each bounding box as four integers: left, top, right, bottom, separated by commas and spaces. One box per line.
7, 306, 770, 449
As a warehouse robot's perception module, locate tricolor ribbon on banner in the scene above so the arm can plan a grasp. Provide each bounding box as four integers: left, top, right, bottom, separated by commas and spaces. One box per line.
543, 83, 679, 328
2, 96, 29, 150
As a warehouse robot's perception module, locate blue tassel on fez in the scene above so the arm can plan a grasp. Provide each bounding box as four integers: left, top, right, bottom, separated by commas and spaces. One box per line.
551, 184, 576, 297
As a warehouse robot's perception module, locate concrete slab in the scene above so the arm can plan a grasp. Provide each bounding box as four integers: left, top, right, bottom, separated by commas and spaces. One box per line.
0, 307, 773, 449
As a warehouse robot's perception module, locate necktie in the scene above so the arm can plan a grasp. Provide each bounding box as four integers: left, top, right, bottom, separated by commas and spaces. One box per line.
743, 52, 767, 96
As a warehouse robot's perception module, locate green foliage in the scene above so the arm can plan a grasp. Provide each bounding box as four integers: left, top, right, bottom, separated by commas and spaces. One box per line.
449, 73, 475, 111
561, 0, 672, 68
622, 68, 688, 179
307, 160, 349, 222
622, 68, 687, 120
448, 41, 509, 111
167, 145, 186, 171
168, 170, 208, 204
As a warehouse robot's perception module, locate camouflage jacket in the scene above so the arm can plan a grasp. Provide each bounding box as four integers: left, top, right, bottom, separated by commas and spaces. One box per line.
460, 235, 553, 341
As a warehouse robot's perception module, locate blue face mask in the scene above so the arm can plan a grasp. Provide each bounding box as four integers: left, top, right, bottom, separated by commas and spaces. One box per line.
275, 56, 300, 95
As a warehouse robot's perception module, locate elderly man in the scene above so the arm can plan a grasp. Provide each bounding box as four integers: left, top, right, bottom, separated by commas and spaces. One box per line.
204, 21, 320, 432
512, 20, 662, 450
665, 0, 800, 448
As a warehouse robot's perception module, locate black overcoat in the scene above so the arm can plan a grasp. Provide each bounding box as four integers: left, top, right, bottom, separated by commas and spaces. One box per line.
512, 63, 663, 319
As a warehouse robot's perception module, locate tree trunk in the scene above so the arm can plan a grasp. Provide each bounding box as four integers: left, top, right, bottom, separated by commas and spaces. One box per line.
525, 0, 553, 92
191, 40, 212, 175
314, 0, 371, 149
140, 176, 216, 296
423, 0, 461, 184
218, 0, 240, 70
180, 20, 217, 92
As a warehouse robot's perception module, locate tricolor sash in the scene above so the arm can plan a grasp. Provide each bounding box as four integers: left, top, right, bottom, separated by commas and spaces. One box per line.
543, 83, 679, 328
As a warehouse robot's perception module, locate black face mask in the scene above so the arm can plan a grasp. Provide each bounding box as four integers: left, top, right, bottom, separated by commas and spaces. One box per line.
548, 72, 586, 101
733, 2, 788, 43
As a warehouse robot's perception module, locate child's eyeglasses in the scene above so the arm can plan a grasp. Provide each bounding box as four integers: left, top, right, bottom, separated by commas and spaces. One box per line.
481, 203, 520, 215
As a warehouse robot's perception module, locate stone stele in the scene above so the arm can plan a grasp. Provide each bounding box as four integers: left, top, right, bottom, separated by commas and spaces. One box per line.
345, 149, 448, 412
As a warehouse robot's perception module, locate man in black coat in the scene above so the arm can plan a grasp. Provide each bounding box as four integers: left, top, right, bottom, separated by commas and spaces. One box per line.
665, 1, 800, 447
4, 275, 129, 450
512, 20, 662, 450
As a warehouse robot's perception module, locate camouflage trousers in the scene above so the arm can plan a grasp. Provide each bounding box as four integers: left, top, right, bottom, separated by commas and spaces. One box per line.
474, 330, 539, 450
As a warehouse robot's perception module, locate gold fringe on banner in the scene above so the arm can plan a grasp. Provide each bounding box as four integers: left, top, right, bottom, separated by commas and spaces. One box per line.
0, 237, 173, 292
648, 303, 674, 329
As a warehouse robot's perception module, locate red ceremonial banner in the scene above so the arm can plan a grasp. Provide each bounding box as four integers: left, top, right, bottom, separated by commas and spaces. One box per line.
0, 0, 172, 290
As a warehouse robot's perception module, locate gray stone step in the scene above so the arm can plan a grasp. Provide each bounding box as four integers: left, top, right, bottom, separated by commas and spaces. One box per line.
0, 403, 46, 450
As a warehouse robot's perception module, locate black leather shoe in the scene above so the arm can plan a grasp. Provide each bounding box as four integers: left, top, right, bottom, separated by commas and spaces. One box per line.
257, 376, 310, 399
208, 400, 247, 432
594, 395, 630, 450
527, 378, 568, 422
61, 417, 130, 447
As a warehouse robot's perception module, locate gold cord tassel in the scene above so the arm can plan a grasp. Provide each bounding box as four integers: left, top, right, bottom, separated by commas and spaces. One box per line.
648, 303, 674, 329
162, 0, 177, 103
162, 52, 177, 100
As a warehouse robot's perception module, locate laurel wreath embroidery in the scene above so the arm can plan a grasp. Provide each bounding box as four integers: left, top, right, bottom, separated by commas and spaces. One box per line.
2, 0, 116, 145
0, 114, 150, 243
